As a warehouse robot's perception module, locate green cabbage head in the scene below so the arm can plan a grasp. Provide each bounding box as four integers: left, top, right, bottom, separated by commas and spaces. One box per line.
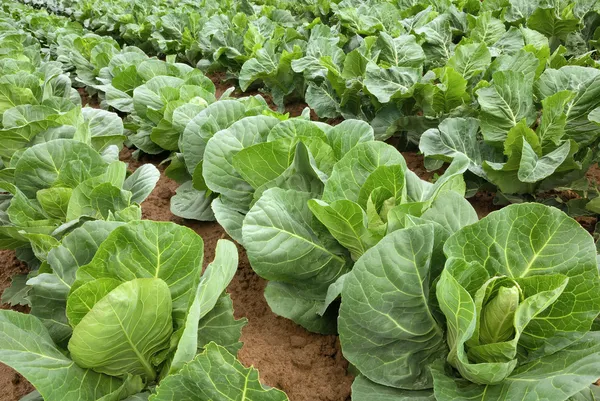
339, 203, 600, 400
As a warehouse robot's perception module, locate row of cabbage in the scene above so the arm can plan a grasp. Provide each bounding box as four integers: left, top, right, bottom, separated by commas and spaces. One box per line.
0, 8, 293, 401
16, 0, 600, 209
5, 1, 600, 400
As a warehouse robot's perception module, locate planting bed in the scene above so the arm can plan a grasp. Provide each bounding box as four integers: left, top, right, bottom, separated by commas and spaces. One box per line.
4, 1, 600, 400
0, 144, 505, 401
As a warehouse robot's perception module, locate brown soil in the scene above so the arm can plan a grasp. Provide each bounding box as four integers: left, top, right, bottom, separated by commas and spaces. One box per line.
401, 152, 434, 181
468, 191, 501, 218
587, 163, 600, 185
208, 71, 236, 99
77, 88, 101, 109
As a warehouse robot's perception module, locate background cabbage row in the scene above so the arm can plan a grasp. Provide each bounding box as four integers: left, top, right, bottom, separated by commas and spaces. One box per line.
11, 0, 600, 207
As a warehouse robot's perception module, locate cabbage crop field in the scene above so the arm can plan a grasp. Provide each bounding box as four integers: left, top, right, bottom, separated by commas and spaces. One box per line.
3, 0, 600, 400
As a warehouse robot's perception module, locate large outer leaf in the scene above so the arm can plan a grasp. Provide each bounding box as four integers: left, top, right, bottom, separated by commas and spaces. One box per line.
69, 278, 172, 380
123, 164, 160, 204
536, 67, 600, 145
375, 33, 425, 68
0, 310, 143, 401
339, 224, 447, 390
47, 220, 125, 286
420, 117, 486, 178
170, 181, 215, 221
211, 197, 245, 243
75, 221, 204, 329
26, 272, 71, 345
364, 63, 420, 103
203, 115, 280, 210
79, 108, 126, 152
243, 188, 347, 285
170, 239, 239, 373
243, 188, 348, 333
132, 76, 184, 122
25, 221, 125, 343
196, 293, 245, 356
180, 100, 247, 175
150, 342, 289, 401
476, 71, 535, 143
444, 204, 600, 357
352, 375, 435, 401
447, 42, 491, 80
322, 141, 406, 203
324, 119, 374, 160
432, 332, 600, 401
14, 139, 107, 197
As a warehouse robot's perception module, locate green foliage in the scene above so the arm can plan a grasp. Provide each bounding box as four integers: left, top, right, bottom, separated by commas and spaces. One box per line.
339, 203, 600, 401
0, 221, 248, 401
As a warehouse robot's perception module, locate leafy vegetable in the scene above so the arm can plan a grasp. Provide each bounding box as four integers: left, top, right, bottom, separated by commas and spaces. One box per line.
0, 138, 159, 255
338, 203, 600, 400
0, 220, 262, 401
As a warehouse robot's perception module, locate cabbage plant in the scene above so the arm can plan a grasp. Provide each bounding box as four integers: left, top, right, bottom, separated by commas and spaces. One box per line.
338, 203, 600, 400
236, 124, 474, 333
0, 220, 288, 401
176, 110, 475, 333
0, 138, 159, 254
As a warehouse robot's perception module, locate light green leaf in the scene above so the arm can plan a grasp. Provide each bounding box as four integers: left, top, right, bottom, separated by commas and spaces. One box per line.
69, 278, 172, 380
308, 199, 381, 261
0, 310, 143, 401
210, 197, 245, 244
444, 204, 600, 357
47, 220, 125, 286
264, 281, 338, 334
36, 187, 72, 220
325, 119, 374, 160
203, 115, 280, 210
517, 140, 571, 183
26, 271, 71, 345
376, 32, 425, 68
150, 342, 289, 401
432, 332, 600, 401
14, 139, 106, 197
170, 240, 238, 373
420, 117, 486, 178
196, 293, 245, 356
469, 12, 506, 45
352, 375, 435, 401
364, 63, 420, 103
447, 43, 491, 80
75, 221, 204, 329
323, 141, 406, 204
123, 164, 160, 204
339, 224, 447, 389
243, 188, 348, 286
170, 181, 215, 221
476, 71, 536, 143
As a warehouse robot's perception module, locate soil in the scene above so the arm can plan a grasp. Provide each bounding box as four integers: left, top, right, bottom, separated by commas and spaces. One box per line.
77, 87, 101, 109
